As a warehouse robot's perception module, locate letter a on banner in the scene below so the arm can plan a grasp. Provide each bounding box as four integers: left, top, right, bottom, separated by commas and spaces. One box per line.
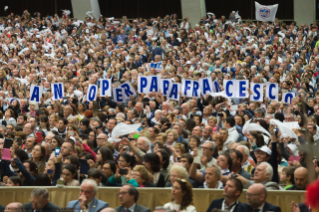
100, 79, 112, 97
30, 84, 43, 103
199, 77, 212, 96
168, 83, 181, 101
87, 84, 98, 101
282, 92, 295, 104
51, 83, 64, 100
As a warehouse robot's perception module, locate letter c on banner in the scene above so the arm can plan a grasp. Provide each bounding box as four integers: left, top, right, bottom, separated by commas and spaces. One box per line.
225, 81, 233, 97
269, 84, 275, 99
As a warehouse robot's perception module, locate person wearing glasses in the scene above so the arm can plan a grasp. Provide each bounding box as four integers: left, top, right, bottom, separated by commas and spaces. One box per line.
238, 183, 281, 212
199, 141, 216, 171
67, 179, 109, 212
164, 178, 196, 212
206, 177, 244, 212
115, 184, 151, 212
23, 188, 59, 212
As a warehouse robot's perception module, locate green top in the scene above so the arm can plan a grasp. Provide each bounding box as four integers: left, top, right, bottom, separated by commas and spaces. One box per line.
284, 184, 294, 190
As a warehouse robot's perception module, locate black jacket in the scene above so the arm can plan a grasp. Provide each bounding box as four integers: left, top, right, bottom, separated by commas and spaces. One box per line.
23, 202, 59, 212
206, 198, 242, 212
237, 202, 281, 212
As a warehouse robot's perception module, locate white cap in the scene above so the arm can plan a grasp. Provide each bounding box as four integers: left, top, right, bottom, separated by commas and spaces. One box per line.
255, 146, 272, 155
232, 11, 235, 13
185, 61, 191, 65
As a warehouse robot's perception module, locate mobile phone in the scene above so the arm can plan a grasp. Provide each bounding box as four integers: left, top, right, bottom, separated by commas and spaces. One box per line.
68, 132, 74, 136
35, 131, 42, 143
47, 169, 53, 174
119, 168, 128, 175
55, 147, 60, 157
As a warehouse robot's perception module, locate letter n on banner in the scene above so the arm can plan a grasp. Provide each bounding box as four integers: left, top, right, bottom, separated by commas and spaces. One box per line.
51, 83, 64, 100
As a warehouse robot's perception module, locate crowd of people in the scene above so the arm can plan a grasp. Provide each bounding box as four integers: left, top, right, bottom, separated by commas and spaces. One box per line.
0, 6, 318, 212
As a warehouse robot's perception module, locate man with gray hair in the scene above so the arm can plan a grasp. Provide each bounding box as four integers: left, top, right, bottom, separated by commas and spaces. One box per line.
23, 188, 59, 212
199, 141, 217, 171
198, 164, 223, 189
67, 179, 109, 212
236, 162, 279, 190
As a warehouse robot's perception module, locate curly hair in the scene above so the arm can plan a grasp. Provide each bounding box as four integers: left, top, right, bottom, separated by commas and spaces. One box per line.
172, 179, 194, 210
133, 165, 150, 185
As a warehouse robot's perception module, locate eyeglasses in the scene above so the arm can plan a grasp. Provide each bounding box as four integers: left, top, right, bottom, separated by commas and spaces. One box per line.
118, 191, 128, 196
29, 199, 42, 207
61, 146, 72, 150
245, 192, 261, 198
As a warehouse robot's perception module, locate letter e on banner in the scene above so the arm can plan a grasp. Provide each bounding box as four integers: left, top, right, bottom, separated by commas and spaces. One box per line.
113, 87, 125, 103
237, 80, 249, 98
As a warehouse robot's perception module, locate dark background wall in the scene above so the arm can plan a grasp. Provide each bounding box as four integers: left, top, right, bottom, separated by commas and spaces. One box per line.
0, 0, 73, 17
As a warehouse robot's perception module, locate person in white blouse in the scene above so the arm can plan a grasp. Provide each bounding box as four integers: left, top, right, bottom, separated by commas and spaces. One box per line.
164, 178, 197, 212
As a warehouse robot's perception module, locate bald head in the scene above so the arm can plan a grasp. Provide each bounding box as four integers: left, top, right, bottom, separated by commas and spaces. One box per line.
246, 184, 267, 208
100, 208, 116, 212
5, 203, 25, 212
294, 167, 308, 190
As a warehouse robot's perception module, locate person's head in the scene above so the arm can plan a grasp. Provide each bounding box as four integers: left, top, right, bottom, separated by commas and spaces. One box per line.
223, 177, 244, 199
136, 136, 151, 151
246, 184, 267, 208
62, 163, 77, 183
201, 141, 215, 158
22, 160, 38, 177
80, 179, 98, 203
118, 184, 139, 207
58, 118, 68, 131
169, 164, 188, 185
88, 168, 103, 186
118, 153, 132, 168
230, 150, 243, 169
205, 165, 221, 186
102, 160, 116, 178
188, 135, 200, 150
97, 147, 114, 165
280, 167, 295, 185
132, 165, 150, 186
4, 202, 25, 212
253, 162, 273, 183
34, 173, 52, 186
224, 116, 235, 129
25, 137, 35, 150
179, 153, 193, 170
143, 153, 160, 173
64, 155, 80, 169
171, 178, 193, 210
236, 145, 250, 164
6, 176, 22, 187
29, 188, 50, 210
254, 146, 271, 164
294, 167, 308, 190
217, 153, 232, 170
61, 141, 74, 157
31, 144, 45, 161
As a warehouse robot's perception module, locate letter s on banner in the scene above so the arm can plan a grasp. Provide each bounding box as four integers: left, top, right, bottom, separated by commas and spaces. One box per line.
30, 84, 43, 103
87, 84, 98, 101
282, 92, 295, 104
250, 83, 263, 102
266, 83, 278, 101
223, 80, 235, 98
100, 79, 112, 97
51, 83, 64, 100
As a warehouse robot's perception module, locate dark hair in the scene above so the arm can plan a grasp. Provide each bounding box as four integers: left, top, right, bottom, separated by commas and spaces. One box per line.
23, 160, 38, 178
80, 118, 90, 127
227, 177, 244, 196
79, 152, 95, 161
185, 119, 196, 132
144, 153, 160, 172
65, 155, 80, 169
9, 176, 22, 186
274, 113, 285, 122
231, 150, 243, 164
119, 153, 133, 167
34, 174, 52, 186
219, 153, 232, 170
189, 135, 201, 147
15, 149, 28, 163
60, 118, 68, 126
282, 167, 295, 185
126, 184, 139, 202
18, 113, 27, 121
249, 131, 265, 147
88, 168, 103, 179
225, 116, 235, 127
98, 147, 114, 166
103, 160, 117, 175
40, 116, 50, 131
193, 114, 202, 124
180, 153, 193, 164
63, 164, 78, 180
52, 135, 64, 147
158, 149, 170, 170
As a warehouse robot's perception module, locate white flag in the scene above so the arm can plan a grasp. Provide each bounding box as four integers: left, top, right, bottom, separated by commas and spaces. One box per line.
235, 11, 240, 19
255, 2, 278, 22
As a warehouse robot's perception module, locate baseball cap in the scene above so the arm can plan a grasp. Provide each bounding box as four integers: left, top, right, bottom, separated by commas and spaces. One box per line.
255, 146, 272, 155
